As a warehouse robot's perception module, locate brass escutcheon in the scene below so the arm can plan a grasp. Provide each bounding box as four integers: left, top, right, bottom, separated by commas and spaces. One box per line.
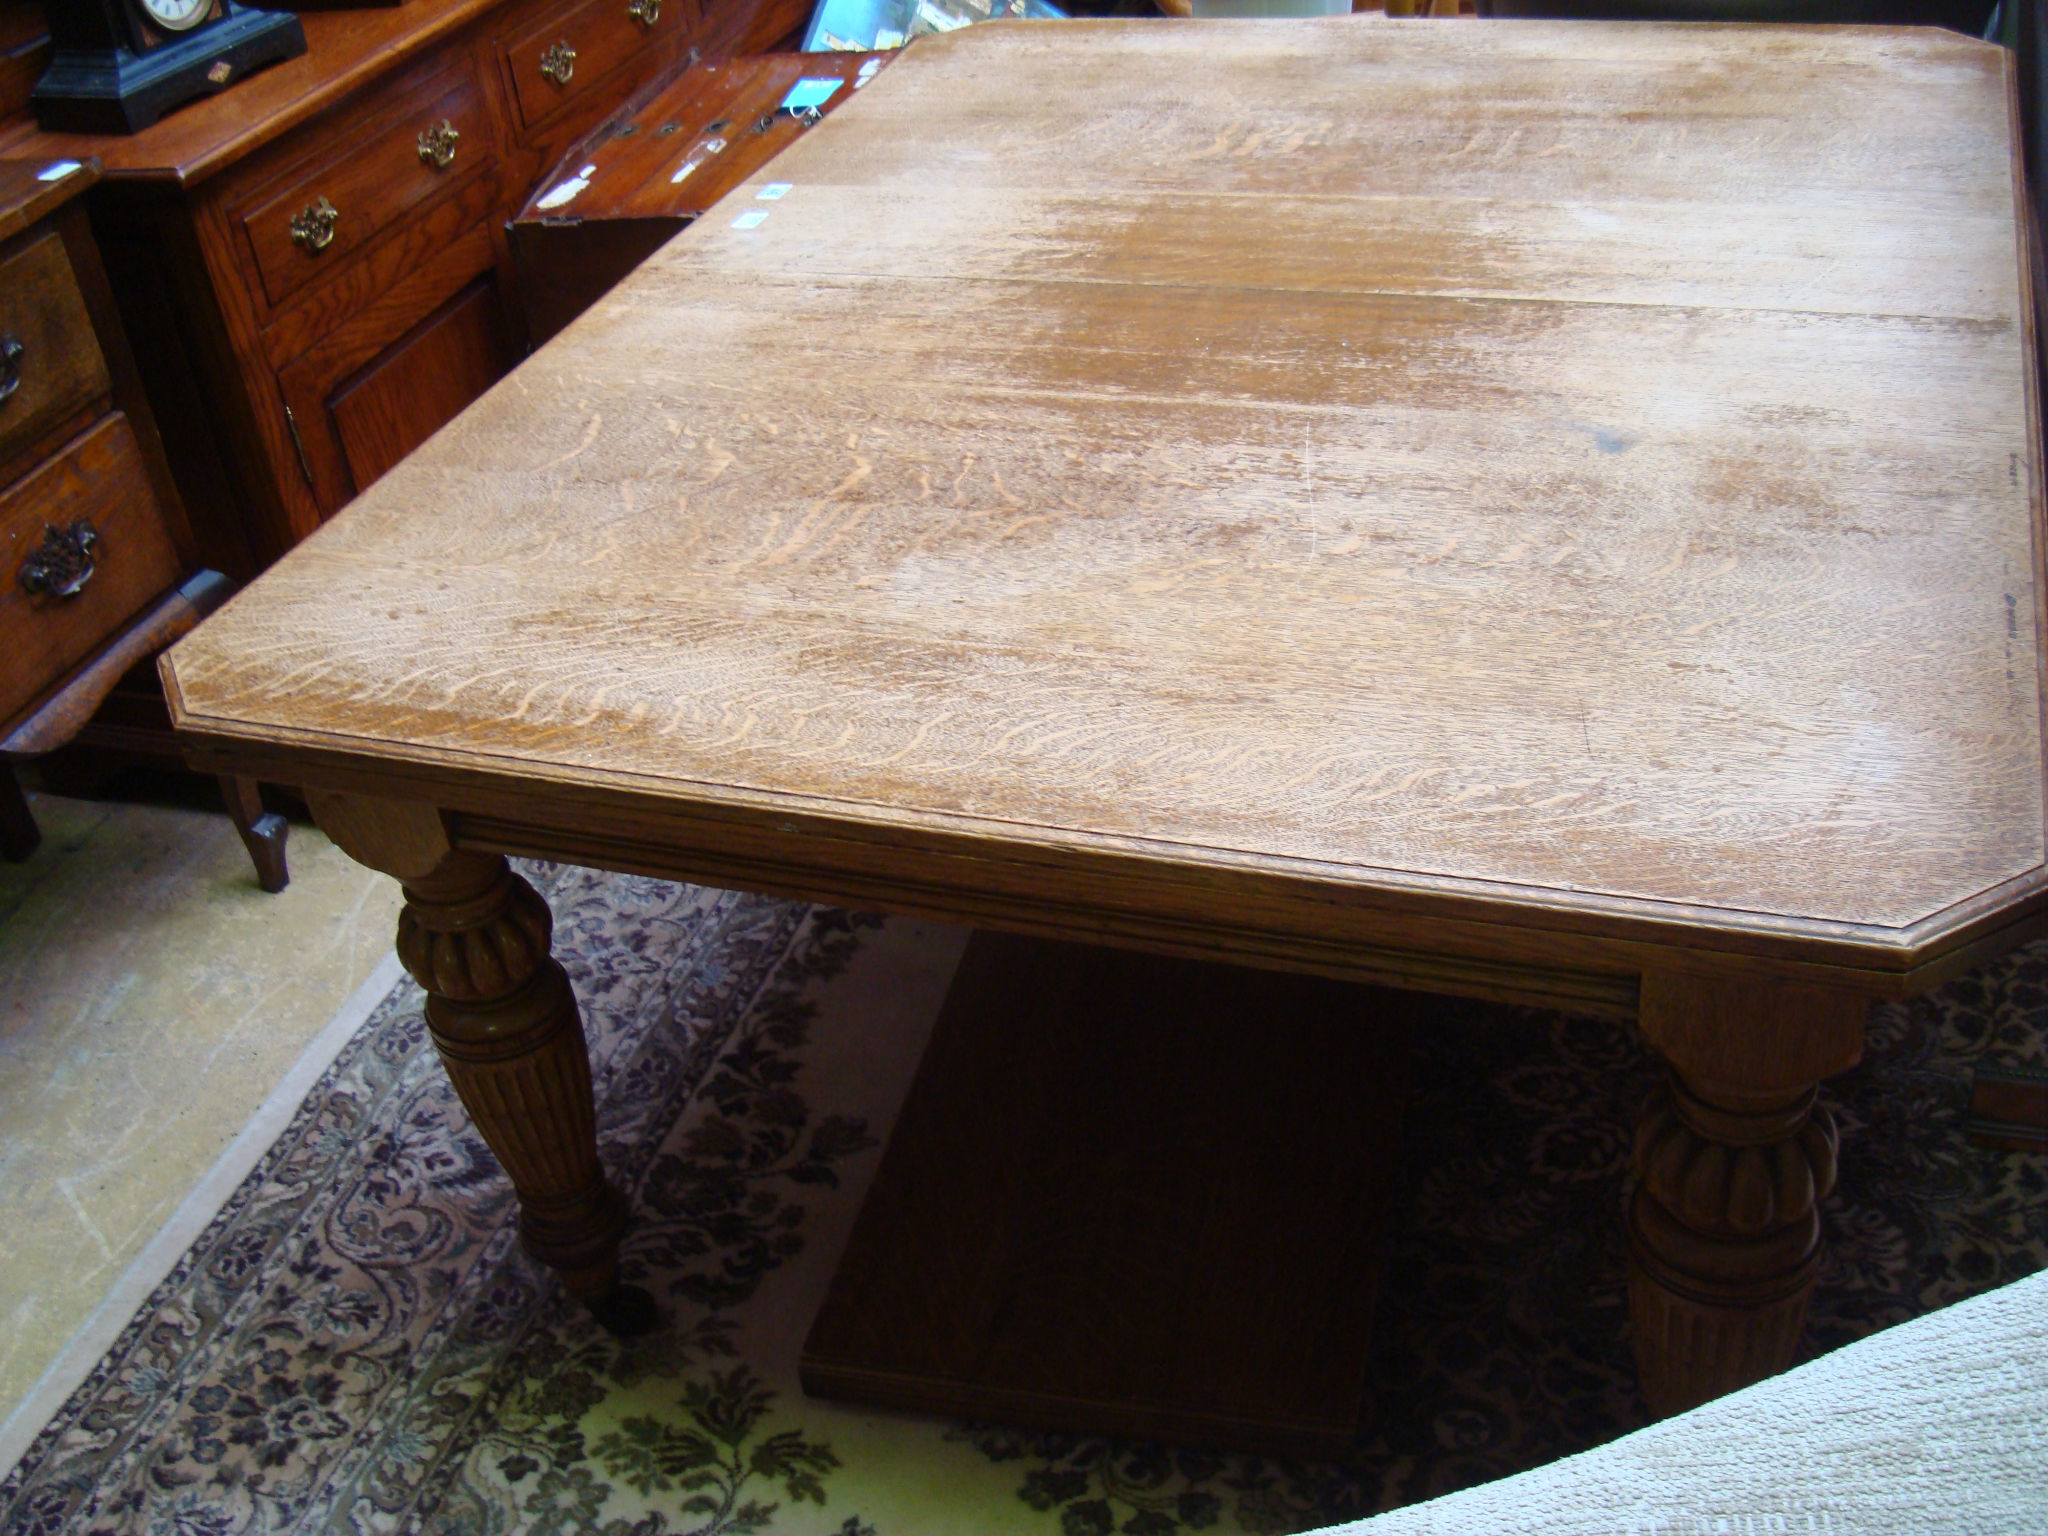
290, 196, 338, 254
539, 41, 576, 85
417, 118, 460, 170
627, 0, 660, 25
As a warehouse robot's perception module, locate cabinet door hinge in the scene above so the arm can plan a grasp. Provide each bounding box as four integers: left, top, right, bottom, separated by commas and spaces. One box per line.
281, 403, 317, 491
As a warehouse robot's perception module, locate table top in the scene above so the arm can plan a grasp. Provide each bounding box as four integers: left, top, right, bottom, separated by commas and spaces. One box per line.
167, 16, 2046, 987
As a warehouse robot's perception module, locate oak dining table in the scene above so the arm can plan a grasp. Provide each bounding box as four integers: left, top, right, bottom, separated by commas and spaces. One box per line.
166, 13, 2046, 1448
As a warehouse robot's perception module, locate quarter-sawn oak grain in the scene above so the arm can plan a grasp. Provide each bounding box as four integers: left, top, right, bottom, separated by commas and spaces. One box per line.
170, 18, 2045, 973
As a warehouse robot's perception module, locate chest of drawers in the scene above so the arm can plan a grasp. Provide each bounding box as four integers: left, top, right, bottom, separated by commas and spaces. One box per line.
0, 155, 283, 886
0, 160, 183, 729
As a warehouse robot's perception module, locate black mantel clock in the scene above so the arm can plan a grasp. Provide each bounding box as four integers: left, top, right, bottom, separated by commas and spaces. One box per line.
32, 0, 307, 134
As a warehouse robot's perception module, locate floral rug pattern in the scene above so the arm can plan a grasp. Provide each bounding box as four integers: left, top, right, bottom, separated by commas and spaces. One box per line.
2, 865, 2042, 1536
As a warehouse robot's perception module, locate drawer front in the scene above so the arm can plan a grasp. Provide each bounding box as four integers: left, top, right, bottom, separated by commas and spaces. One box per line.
0, 230, 111, 472
0, 413, 183, 724
240, 57, 492, 311
506, 0, 697, 133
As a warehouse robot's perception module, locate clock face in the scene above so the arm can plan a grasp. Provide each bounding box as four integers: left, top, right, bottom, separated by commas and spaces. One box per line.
135, 0, 214, 32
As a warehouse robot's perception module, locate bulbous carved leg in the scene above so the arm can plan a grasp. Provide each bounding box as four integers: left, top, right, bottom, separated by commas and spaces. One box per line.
1628, 1075, 1837, 1416
308, 791, 653, 1335
1629, 970, 1866, 1418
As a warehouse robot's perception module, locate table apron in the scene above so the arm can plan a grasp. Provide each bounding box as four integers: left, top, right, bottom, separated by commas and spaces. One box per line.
169, 732, 2048, 1013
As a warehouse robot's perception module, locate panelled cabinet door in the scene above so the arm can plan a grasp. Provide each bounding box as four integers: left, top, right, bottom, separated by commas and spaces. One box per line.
275, 264, 515, 515
328, 276, 513, 493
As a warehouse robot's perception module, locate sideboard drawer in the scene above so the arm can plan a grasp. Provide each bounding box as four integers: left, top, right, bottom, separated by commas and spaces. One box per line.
0, 230, 112, 472
0, 413, 184, 723
238, 57, 492, 311
505, 0, 698, 133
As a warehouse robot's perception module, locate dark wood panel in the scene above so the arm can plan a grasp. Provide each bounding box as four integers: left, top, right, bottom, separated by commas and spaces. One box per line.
1966, 1066, 2048, 1150
0, 227, 110, 472
0, 762, 35, 859
802, 932, 1419, 1455
0, 3, 50, 127
527, 51, 888, 217
51, 191, 198, 571
511, 215, 678, 346
618, 52, 888, 220
0, 413, 182, 723
522, 51, 775, 216
88, 194, 261, 580
330, 273, 510, 493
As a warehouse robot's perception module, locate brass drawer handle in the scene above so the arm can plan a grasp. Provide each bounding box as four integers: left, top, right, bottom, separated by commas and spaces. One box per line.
17, 519, 98, 599
539, 42, 576, 86
627, 0, 660, 26
418, 119, 460, 171
290, 196, 339, 254
0, 333, 20, 406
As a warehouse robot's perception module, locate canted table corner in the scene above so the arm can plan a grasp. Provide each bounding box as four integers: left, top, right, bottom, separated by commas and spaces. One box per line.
166, 14, 2048, 1427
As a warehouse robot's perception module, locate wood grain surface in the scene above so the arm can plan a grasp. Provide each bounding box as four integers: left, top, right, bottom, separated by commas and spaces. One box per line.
0, 226, 110, 471
167, 17, 2047, 976
5, 414, 184, 722
0, 155, 96, 246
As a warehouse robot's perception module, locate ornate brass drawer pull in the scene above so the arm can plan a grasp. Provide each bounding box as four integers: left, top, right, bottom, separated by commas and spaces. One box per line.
627, 0, 660, 26
0, 333, 21, 406
417, 119, 460, 171
17, 519, 98, 599
539, 42, 576, 86
290, 196, 339, 254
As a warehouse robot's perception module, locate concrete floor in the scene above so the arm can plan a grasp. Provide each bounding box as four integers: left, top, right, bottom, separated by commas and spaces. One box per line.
0, 784, 403, 1430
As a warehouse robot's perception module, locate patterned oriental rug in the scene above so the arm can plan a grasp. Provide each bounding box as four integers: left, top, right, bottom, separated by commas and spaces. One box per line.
2, 865, 2043, 1536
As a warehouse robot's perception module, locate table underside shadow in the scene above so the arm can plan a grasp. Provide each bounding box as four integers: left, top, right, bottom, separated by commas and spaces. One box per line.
801, 932, 1422, 1457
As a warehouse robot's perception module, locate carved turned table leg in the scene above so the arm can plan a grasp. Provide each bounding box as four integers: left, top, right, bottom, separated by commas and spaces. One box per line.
1629, 970, 1867, 1417
308, 791, 653, 1334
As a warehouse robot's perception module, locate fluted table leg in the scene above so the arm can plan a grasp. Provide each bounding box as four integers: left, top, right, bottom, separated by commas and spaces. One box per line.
308, 791, 653, 1334
1629, 969, 1867, 1417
